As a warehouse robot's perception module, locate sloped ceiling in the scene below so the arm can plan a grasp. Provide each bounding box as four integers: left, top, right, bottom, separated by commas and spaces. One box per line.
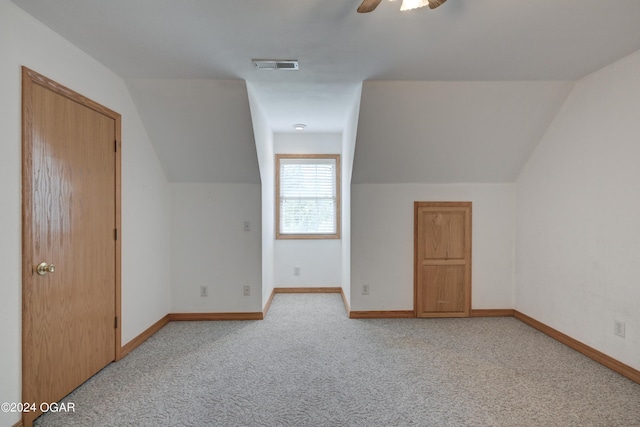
11, 0, 640, 184
126, 79, 260, 183
352, 81, 574, 183
247, 82, 363, 134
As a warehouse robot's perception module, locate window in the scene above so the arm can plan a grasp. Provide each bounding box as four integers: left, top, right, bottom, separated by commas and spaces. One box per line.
276, 154, 340, 239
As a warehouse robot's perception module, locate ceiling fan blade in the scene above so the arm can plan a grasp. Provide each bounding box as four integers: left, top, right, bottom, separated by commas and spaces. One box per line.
357, 0, 383, 13
428, 0, 447, 9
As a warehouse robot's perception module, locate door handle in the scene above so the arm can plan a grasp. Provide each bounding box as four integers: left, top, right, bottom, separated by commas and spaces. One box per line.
36, 262, 56, 276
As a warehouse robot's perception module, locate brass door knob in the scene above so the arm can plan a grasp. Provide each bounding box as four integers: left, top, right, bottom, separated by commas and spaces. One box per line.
36, 262, 56, 276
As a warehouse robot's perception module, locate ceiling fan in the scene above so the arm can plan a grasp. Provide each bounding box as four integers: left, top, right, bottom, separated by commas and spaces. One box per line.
358, 0, 446, 13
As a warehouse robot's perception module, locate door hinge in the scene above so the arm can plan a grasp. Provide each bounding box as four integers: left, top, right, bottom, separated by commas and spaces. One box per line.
114, 140, 118, 153
115, 316, 118, 329
114, 228, 119, 240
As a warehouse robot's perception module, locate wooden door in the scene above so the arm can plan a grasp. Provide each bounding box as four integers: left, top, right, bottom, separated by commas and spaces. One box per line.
22, 67, 121, 427
414, 202, 471, 317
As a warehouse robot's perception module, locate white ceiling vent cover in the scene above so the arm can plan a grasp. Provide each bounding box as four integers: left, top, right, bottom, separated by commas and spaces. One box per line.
252, 59, 299, 70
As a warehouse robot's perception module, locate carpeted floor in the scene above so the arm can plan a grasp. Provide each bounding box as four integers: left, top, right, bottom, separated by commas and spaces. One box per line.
35, 293, 640, 426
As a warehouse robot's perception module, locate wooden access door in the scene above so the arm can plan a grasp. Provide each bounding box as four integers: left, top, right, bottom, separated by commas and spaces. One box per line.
22, 67, 121, 426
414, 202, 471, 318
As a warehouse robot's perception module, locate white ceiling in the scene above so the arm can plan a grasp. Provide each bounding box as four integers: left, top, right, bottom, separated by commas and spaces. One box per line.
12, 0, 640, 183
13, 0, 640, 81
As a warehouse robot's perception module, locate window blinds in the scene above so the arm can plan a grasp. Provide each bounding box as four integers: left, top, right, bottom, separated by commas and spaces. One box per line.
279, 157, 337, 234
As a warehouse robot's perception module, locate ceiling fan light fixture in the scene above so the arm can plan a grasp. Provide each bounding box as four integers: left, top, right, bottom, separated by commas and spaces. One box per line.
399, 0, 430, 11
428, 0, 447, 9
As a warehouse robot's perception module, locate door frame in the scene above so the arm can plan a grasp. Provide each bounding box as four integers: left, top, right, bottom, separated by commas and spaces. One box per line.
413, 201, 472, 317
21, 67, 122, 421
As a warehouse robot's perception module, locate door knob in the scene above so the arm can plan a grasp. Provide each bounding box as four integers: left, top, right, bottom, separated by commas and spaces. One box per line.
36, 262, 56, 276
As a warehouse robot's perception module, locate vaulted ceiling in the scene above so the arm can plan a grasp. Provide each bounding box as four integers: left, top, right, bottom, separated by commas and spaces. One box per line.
12, 0, 640, 183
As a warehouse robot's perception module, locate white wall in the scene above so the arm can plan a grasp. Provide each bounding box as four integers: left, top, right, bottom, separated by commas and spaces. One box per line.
274, 241, 342, 287
121, 110, 171, 345
274, 133, 342, 154
247, 85, 275, 308
351, 184, 515, 311
170, 184, 262, 312
0, 1, 171, 425
273, 133, 343, 288
516, 50, 640, 370
341, 85, 363, 308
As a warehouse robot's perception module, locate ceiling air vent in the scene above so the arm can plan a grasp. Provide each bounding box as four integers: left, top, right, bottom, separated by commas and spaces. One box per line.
252, 59, 299, 70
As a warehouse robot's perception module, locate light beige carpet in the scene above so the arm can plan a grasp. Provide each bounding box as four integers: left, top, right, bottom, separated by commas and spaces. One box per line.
36, 293, 640, 426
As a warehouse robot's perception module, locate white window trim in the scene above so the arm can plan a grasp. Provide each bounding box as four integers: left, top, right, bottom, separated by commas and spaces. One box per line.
275, 154, 341, 240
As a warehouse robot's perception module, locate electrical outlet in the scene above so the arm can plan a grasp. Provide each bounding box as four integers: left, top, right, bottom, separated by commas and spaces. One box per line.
243, 285, 251, 296
243, 221, 250, 232
614, 319, 626, 338
362, 284, 370, 295
200, 286, 208, 297
294, 266, 300, 276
